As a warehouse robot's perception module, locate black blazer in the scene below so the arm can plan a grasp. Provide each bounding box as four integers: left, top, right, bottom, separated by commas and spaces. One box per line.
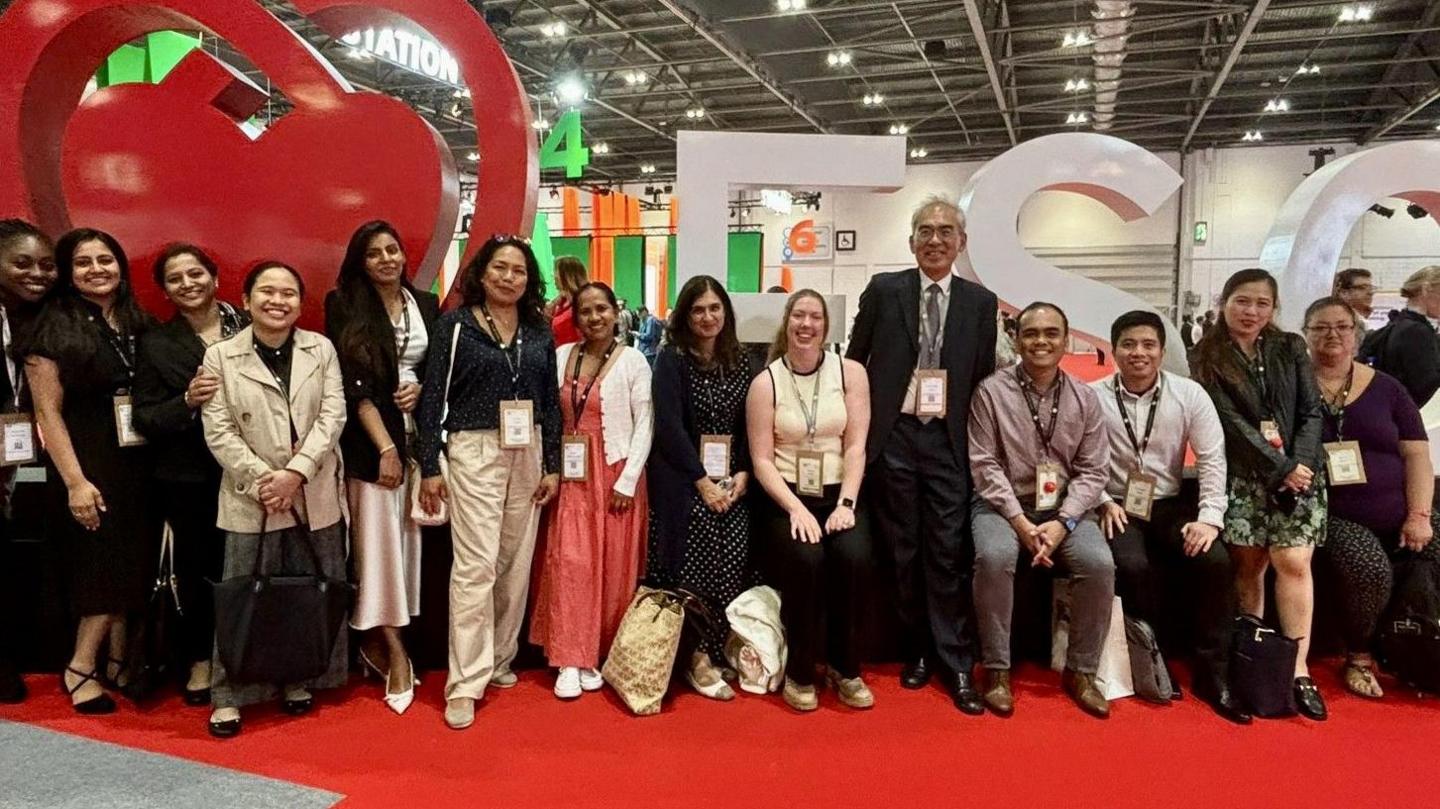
846, 268, 997, 471
1202, 330, 1323, 489
324, 288, 440, 483
133, 304, 250, 483
1365, 309, 1440, 407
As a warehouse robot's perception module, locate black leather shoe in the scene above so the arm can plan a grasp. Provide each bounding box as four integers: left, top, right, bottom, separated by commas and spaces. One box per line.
950, 672, 985, 716
1166, 664, 1183, 701
208, 716, 242, 739
182, 687, 212, 707
0, 668, 26, 704
1204, 686, 1253, 725
62, 667, 116, 715
1294, 676, 1327, 721
900, 658, 931, 689
281, 695, 314, 716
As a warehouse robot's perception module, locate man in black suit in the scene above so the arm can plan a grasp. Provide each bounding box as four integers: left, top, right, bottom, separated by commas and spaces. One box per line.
846, 195, 997, 714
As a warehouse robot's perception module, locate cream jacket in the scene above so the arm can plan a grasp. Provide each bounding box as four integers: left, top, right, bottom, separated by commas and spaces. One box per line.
554, 343, 653, 497
202, 326, 347, 533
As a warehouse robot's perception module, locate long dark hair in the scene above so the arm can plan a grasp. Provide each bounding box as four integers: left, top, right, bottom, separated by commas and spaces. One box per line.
331, 221, 412, 390
667, 275, 742, 370
1193, 268, 1282, 387
17, 228, 154, 362
460, 235, 547, 328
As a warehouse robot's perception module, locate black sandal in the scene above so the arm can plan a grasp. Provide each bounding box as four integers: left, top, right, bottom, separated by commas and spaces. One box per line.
62, 668, 116, 715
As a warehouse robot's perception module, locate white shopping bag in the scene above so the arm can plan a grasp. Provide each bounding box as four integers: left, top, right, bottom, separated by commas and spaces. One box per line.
1050, 581, 1134, 701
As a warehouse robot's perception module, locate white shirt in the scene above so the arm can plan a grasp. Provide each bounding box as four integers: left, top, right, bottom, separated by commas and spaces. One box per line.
900, 270, 954, 416
393, 289, 429, 386
554, 343, 654, 497
1091, 370, 1228, 528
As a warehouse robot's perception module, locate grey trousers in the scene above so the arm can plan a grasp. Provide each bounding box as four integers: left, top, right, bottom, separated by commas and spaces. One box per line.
971, 498, 1115, 673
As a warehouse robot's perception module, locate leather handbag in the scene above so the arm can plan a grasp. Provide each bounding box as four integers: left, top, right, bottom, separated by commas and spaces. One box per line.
602, 586, 692, 716
120, 522, 181, 703
409, 322, 460, 527
211, 510, 354, 684
1230, 614, 1298, 717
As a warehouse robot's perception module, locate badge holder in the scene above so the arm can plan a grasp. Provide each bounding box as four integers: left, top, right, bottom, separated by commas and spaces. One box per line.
1123, 471, 1157, 520
700, 434, 732, 480
0, 412, 36, 466
500, 399, 534, 449
796, 449, 825, 497
1260, 419, 1284, 451
1035, 462, 1062, 511
561, 434, 590, 482
113, 394, 146, 447
1323, 440, 1367, 486
915, 369, 948, 418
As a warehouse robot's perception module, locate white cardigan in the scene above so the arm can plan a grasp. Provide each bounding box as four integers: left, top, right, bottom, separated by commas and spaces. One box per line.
554, 343, 654, 497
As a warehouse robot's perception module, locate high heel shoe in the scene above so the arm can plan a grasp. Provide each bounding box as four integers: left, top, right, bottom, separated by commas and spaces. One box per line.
384, 658, 418, 716
358, 647, 387, 681
62, 667, 116, 715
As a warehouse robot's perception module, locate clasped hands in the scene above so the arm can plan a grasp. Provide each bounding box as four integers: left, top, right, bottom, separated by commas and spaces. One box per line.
1010, 514, 1067, 567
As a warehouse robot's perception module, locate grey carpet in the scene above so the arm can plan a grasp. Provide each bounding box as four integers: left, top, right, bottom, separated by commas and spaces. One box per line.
0, 720, 342, 809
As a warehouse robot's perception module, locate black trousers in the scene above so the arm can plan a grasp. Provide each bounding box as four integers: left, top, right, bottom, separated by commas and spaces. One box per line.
0, 513, 18, 685
1110, 492, 1233, 685
154, 478, 227, 665
872, 415, 974, 673
761, 484, 872, 686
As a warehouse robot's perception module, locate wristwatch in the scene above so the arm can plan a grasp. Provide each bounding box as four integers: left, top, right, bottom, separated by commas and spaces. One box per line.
1061, 515, 1079, 534
839, 496, 856, 509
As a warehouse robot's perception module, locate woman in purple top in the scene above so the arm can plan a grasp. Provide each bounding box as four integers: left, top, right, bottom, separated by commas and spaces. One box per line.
1305, 297, 1439, 699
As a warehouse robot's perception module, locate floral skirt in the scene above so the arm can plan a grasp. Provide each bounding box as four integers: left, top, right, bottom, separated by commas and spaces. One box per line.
1223, 472, 1328, 549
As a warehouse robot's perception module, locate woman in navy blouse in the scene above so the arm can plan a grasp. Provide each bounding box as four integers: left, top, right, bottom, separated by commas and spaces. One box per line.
414, 235, 560, 730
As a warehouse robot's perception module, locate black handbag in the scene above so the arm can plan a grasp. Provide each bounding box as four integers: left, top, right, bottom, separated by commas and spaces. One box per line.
1377, 556, 1440, 693
211, 510, 353, 684
120, 522, 181, 703
1230, 614, 1298, 717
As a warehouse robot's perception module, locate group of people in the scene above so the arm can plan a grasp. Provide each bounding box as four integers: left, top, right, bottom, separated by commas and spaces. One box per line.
1, 196, 1436, 737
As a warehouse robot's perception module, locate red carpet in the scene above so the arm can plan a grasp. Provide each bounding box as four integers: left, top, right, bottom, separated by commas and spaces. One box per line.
3, 663, 1438, 808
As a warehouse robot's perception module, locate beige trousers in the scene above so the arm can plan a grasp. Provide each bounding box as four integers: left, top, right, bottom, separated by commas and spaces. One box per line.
445, 428, 542, 700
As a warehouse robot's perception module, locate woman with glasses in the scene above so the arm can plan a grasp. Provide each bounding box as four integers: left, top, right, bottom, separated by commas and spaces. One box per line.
414, 235, 561, 730
1305, 296, 1438, 699
1193, 268, 1327, 721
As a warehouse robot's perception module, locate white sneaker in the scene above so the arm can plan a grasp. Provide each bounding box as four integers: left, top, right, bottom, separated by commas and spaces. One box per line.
491, 669, 518, 689
554, 667, 582, 699
578, 667, 604, 692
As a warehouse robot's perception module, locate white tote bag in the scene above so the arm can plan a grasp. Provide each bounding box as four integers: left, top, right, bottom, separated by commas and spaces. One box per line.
1050, 580, 1134, 701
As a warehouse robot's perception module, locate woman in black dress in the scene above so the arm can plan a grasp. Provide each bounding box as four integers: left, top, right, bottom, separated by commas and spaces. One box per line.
20, 228, 155, 713
646, 275, 754, 701
133, 243, 247, 706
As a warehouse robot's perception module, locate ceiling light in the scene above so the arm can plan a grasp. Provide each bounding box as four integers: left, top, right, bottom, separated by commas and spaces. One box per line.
1242, 130, 1263, 142
1263, 98, 1290, 113
593, 142, 610, 155
826, 50, 853, 67
1064, 77, 1090, 92
449, 103, 463, 117
1297, 63, 1320, 76
1062, 30, 1092, 48
888, 123, 909, 135
685, 106, 706, 119
541, 21, 566, 38
531, 118, 550, 131
909, 147, 928, 158
1066, 111, 1089, 124
554, 75, 586, 106
777, 0, 807, 11
1338, 5, 1373, 23
862, 92, 885, 106
466, 152, 479, 162
624, 71, 648, 86
640, 164, 657, 174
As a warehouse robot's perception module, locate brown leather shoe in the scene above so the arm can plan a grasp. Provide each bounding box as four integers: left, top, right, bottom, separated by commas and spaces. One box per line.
982, 669, 1013, 717
1063, 669, 1110, 719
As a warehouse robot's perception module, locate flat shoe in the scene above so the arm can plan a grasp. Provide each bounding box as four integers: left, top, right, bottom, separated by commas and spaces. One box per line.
1294, 676, 1328, 721
281, 695, 314, 716
182, 687, 211, 707
208, 716, 242, 738
445, 697, 475, 730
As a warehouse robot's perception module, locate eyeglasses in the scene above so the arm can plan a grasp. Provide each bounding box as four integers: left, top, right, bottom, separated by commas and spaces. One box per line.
1304, 324, 1356, 335
488, 234, 531, 246
1341, 283, 1375, 293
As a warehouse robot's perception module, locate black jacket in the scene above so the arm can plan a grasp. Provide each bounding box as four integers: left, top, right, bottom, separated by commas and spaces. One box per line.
845, 268, 998, 471
133, 304, 250, 483
1203, 330, 1323, 489
323, 288, 440, 483
1362, 309, 1440, 407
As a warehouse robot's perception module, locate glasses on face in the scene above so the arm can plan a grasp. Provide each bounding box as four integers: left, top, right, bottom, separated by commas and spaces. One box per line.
915, 226, 959, 243
1343, 283, 1375, 293
1305, 323, 1356, 336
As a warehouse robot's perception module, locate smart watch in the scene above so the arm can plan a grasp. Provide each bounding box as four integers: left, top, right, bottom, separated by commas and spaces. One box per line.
840, 497, 856, 509
1061, 516, 1079, 534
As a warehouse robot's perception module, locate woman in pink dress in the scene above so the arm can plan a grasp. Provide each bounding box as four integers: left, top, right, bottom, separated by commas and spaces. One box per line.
530, 282, 653, 699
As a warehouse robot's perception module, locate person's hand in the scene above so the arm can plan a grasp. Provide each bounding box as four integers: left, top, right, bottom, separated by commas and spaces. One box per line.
258, 469, 304, 514
1401, 512, 1434, 552
609, 490, 634, 514
1099, 501, 1128, 540
376, 448, 403, 489
533, 473, 560, 506
790, 508, 823, 544
825, 504, 855, 534
419, 475, 448, 515
183, 367, 221, 409
696, 477, 730, 513
393, 382, 421, 414
1009, 514, 1040, 555
67, 479, 106, 531
1282, 464, 1314, 492
1030, 521, 1067, 568
1182, 522, 1220, 557
725, 471, 750, 504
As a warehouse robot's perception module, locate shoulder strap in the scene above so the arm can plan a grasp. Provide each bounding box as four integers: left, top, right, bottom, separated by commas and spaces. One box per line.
440, 321, 461, 425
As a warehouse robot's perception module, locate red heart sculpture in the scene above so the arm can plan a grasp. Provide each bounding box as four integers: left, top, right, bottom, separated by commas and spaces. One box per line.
0, 0, 536, 325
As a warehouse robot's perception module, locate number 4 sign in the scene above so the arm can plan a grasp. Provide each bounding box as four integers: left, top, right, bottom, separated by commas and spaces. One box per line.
539, 109, 589, 179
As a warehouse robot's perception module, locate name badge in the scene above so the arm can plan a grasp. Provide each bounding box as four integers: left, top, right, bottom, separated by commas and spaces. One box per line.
916, 369, 948, 418
1123, 472, 1157, 520
795, 449, 825, 497
499, 399, 534, 449
561, 434, 589, 481
0, 413, 36, 466
1260, 419, 1283, 450
113, 395, 146, 447
1035, 462, 1062, 511
700, 434, 732, 480
1323, 440, 1367, 486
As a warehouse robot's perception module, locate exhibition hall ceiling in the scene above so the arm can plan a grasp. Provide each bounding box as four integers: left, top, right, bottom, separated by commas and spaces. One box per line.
19, 0, 1440, 181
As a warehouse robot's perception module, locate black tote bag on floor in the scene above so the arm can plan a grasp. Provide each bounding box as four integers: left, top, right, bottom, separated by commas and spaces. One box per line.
1230, 614, 1298, 717
212, 511, 354, 684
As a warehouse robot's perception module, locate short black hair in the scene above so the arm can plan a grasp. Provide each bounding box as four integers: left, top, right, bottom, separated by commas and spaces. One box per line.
244, 261, 305, 297
1016, 301, 1068, 333
152, 242, 218, 288
571, 281, 618, 326
1111, 310, 1166, 349
1333, 267, 1372, 292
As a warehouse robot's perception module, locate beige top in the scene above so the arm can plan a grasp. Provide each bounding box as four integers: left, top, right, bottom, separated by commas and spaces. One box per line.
768, 352, 847, 486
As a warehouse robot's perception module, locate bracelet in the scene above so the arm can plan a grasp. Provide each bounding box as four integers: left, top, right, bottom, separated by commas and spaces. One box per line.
182, 390, 192, 408
378, 445, 397, 456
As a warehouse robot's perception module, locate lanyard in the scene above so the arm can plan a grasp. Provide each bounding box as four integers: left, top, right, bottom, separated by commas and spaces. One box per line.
478, 305, 523, 395
1113, 374, 1161, 474
1320, 364, 1354, 441
1017, 366, 1063, 460
569, 340, 617, 431
393, 292, 413, 363
784, 353, 824, 447
1232, 335, 1273, 417
1, 305, 16, 400
93, 314, 135, 381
